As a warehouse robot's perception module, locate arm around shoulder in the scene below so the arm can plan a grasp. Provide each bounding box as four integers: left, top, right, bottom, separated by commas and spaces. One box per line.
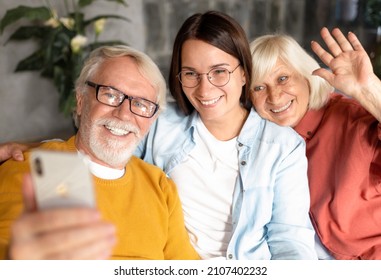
0, 142, 39, 163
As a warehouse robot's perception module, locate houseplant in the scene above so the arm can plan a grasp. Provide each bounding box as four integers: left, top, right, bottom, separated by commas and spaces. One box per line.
0, 0, 129, 116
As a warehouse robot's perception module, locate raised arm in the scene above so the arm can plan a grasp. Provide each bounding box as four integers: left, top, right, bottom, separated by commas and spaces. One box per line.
311, 27, 381, 122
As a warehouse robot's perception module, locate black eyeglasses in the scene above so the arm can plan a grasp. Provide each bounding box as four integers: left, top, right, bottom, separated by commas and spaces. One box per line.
85, 81, 159, 118
177, 64, 241, 88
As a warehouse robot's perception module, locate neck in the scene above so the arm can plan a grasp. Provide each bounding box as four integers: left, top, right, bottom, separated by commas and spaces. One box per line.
201, 107, 249, 141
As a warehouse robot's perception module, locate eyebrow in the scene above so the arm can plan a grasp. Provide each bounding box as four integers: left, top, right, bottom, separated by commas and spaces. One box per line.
181, 63, 231, 71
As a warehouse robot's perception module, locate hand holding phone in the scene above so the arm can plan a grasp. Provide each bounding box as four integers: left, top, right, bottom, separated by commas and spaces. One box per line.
29, 150, 95, 209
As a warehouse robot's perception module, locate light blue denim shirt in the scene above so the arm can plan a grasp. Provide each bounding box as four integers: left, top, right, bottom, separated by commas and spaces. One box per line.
135, 102, 317, 260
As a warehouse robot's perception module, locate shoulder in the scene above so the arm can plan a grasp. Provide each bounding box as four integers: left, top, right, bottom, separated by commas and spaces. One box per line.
244, 109, 304, 146
128, 156, 175, 185
39, 136, 76, 151
327, 93, 367, 113
155, 102, 189, 126
128, 156, 167, 175
127, 156, 179, 199
0, 137, 75, 181
326, 93, 376, 122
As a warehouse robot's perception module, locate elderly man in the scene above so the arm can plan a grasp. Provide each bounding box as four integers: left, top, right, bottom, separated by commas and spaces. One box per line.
0, 45, 199, 260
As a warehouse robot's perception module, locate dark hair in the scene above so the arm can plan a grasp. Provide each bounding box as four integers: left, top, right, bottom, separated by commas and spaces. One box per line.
169, 11, 253, 115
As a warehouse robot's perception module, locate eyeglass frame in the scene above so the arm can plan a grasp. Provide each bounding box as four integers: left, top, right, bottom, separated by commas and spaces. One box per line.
85, 81, 159, 118
176, 64, 241, 88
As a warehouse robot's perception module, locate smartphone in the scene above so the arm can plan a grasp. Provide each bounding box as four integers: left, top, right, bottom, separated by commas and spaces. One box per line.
29, 150, 96, 210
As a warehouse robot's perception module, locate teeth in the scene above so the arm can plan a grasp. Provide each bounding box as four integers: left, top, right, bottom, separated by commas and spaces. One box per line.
200, 97, 221, 105
271, 100, 292, 113
105, 125, 129, 136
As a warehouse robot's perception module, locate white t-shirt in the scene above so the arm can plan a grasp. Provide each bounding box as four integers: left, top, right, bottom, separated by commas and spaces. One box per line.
169, 116, 239, 259
80, 152, 125, 179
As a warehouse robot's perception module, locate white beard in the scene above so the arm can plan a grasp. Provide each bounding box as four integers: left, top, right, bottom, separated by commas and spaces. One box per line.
80, 113, 141, 168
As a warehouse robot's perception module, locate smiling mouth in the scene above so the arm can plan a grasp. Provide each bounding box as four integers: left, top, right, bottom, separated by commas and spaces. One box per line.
270, 100, 293, 113
105, 125, 129, 136
200, 96, 221, 106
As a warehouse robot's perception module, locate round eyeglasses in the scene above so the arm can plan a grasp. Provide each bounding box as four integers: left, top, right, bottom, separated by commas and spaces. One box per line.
177, 64, 241, 88
85, 81, 159, 118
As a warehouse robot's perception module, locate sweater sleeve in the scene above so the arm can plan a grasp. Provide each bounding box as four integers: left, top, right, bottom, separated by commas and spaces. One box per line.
0, 158, 28, 259
161, 175, 200, 260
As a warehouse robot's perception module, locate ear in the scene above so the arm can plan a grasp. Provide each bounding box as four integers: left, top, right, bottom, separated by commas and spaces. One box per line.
241, 70, 246, 86
76, 90, 84, 116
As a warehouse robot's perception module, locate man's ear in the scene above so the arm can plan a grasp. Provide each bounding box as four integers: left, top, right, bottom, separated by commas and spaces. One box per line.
76, 91, 84, 116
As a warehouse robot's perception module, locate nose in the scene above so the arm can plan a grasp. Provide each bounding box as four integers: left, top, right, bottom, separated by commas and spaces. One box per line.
196, 73, 214, 95
267, 86, 282, 103
112, 99, 134, 120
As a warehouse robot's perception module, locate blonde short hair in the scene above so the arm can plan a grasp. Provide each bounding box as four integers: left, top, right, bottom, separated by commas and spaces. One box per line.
250, 34, 333, 109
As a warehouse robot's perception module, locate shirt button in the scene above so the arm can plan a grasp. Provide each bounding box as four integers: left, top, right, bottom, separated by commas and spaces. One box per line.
238, 143, 243, 147
307, 131, 312, 136
228, 254, 233, 259
241, 161, 247, 166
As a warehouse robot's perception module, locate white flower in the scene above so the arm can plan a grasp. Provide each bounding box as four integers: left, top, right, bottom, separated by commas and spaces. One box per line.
44, 10, 59, 28
44, 17, 60, 28
60, 17, 75, 30
70, 35, 88, 53
94, 18, 106, 35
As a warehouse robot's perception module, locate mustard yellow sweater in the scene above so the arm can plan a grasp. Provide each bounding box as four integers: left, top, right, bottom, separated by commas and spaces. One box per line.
0, 136, 199, 260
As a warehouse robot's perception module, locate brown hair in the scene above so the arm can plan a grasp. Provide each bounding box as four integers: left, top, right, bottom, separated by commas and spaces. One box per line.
169, 11, 252, 115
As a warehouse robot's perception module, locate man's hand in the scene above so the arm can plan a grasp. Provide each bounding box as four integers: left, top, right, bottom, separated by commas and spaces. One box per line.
8, 174, 116, 260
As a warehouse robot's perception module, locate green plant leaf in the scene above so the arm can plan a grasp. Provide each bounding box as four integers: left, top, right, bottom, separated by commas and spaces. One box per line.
78, 0, 95, 7
83, 14, 130, 27
0, 6, 51, 34
15, 49, 45, 72
79, 0, 128, 8
107, 0, 128, 6
365, 0, 381, 27
6, 26, 50, 42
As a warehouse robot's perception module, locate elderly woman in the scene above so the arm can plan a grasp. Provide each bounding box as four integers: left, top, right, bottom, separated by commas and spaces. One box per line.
250, 27, 381, 259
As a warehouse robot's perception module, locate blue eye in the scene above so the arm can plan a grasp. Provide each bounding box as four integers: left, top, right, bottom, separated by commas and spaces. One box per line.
253, 85, 265, 92
278, 76, 288, 83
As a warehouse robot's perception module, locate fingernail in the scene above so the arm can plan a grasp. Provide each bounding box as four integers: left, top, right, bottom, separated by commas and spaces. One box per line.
15, 154, 23, 161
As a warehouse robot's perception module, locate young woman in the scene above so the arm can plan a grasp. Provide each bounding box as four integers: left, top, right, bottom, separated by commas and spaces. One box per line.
136, 11, 316, 259
0, 11, 317, 259
250, 27, 381, 259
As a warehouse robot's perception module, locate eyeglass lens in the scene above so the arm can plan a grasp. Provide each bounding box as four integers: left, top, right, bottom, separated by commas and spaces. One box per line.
178, 64, 240, 88
97, 86, 157, 117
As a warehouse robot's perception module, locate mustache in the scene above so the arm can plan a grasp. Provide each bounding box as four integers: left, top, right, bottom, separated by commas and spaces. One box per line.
95, 118, 141, 136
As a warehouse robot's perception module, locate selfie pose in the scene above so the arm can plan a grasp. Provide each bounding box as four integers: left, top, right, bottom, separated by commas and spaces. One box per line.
0, 11, 317, 260
0, 45, 199, 260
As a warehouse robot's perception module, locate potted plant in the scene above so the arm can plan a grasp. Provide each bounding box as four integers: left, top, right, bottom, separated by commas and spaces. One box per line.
0, 0, 129, 116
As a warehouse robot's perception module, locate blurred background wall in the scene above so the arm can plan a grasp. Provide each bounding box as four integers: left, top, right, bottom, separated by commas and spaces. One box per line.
0, 0, 378, 142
